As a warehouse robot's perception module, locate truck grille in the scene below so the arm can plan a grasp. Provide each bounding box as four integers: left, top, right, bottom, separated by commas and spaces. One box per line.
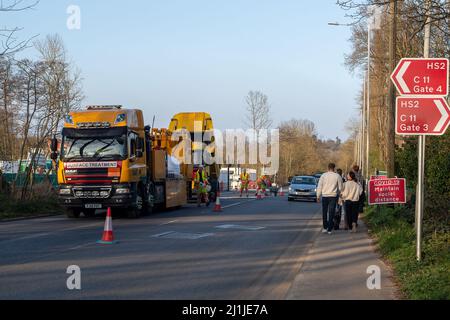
73, 187, 112, 199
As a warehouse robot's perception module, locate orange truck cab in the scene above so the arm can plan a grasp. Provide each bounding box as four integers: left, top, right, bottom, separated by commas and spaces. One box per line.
52, 105, 186, 218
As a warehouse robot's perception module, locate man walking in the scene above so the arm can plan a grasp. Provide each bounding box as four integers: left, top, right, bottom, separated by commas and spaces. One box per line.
351, 165, 366, 227
317, 163, 343, 235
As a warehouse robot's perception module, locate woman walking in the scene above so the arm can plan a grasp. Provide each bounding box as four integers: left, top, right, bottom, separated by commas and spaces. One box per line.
341, 171, 363, 233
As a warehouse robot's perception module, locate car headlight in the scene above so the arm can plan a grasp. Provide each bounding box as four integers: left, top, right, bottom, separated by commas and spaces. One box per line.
59, 188, 71, 195
116, 188, 130, 194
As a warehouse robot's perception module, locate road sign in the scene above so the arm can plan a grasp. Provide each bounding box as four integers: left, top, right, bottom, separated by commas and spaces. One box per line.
369, 178, 406, 205
396, 97, 450, 135
391, 58, 449, 96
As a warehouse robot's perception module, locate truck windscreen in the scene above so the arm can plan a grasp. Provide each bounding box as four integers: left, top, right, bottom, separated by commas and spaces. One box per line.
61, 135, 127, 161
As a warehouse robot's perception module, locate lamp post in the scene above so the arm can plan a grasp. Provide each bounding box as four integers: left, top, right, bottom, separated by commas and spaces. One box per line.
328, 19, 377, 179
328, 22, 368, 176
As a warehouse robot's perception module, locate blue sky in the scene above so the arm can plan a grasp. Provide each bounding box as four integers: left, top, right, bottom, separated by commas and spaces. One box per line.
4, 0, 361, 140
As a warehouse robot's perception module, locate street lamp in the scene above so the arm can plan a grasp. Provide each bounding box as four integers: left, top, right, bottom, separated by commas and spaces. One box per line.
328, 21, 371, 180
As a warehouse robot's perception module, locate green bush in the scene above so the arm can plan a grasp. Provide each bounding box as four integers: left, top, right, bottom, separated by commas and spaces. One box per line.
0, 194, 61, 219
365, 206, 450, 300
395, 132, 450, 232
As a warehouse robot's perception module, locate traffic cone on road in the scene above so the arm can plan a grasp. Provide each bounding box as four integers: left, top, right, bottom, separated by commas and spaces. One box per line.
97, 208, 118, 244
214, 192, 222, 212
257, 190, 262, 200
279, 188, 285, 197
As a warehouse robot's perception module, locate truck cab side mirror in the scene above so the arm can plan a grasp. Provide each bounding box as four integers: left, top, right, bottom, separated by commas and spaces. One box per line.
50, 137, 58, 152
50, 137, 58, 160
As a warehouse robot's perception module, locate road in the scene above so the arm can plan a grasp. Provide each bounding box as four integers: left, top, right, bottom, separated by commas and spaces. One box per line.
0, 193, 321, 300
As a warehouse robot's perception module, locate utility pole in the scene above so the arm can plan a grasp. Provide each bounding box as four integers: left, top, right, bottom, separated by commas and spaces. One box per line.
366, 24, 371, 179
387, 0, 398, 178
362, 74, 367, 174
416, 0, 432, 262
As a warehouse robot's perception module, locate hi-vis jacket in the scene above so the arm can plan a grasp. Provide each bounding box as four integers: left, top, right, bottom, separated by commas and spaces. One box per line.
240, 173, 250, 182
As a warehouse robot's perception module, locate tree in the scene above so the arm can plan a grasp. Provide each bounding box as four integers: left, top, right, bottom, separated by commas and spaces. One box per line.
244, 90, 272, 176
0, 34, 84, 199
0, 0, 39, 57
244, 90, 272, 131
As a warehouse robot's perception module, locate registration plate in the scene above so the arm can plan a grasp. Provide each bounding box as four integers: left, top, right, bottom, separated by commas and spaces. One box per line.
85, 204, 102, 209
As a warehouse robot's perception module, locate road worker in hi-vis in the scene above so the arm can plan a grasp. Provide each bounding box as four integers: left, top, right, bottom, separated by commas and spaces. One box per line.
194, 166, 210, 207
256, 175, 265, 196
239, 169, 250, 198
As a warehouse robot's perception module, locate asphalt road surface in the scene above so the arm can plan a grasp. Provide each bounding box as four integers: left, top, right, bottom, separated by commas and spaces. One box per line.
0, 193, 322, 300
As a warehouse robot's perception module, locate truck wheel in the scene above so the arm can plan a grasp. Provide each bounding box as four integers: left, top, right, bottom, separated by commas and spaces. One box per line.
67, 209, 81, 218
144, 183, 155, 215
127, 193, 143, 219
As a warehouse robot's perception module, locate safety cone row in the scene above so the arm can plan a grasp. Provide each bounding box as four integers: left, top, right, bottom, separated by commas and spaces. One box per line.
97, 208, 118, 244
214, 191, 223, 212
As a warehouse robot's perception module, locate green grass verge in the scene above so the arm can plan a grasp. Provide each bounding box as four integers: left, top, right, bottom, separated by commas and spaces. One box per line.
365, 206, 450, 300
0, 194, 63, 219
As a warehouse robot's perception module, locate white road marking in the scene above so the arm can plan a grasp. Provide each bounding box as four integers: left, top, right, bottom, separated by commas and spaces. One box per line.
0, 222, 101, 244
151, 231, 174, 238
216, 224, 265, 231
222, 199, 257, 209
159, 220, 178, 226
151, 231, 214, 239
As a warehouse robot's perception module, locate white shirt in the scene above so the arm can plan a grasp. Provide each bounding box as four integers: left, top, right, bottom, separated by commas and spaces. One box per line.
317, 171, 344, 198
341, 180, 363, 202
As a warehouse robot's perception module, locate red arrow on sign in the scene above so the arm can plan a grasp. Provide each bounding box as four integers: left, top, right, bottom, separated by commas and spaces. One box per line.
396, 97, 450, 135
391, 58, 449, 96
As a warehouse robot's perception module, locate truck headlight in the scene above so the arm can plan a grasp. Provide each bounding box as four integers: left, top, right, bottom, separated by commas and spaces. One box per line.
100, 191, 109, 197
116, 188, 130, 194
59, 188, 71, 195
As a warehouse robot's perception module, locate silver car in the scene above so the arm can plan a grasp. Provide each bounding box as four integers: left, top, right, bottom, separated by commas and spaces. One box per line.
288, 176, 318, 202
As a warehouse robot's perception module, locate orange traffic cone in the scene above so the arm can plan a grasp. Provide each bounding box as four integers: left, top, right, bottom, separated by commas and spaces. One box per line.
214, 192, 222, 212
257, 190, 263, 200
279, 188, 285, 197
97, 208, 118, 244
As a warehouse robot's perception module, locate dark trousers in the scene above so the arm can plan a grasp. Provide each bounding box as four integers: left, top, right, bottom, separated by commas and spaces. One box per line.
345, 200, 359, 226
322, 197, 337, 232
